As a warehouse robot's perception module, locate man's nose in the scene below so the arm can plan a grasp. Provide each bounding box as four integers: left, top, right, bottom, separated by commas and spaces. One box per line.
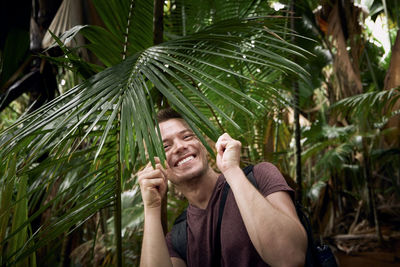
173, 139, 188, 153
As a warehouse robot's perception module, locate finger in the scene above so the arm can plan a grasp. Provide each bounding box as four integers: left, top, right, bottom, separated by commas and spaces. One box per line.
138, 158, 163, 176
141, 160, 155, 172
141, 177, 166, 189
149, 168, 166, 179
218, 132, 232, 142
147, 176, 167, 193
154, 163, 168, 178
164, 159, 171, 169
139, 175, 166, 192
222, 132, 232, 139
215, 135, 223, 150
146, 157, 161, 170
154, 162, 164, 170
157, 161, 169, 170
216, 140, 229, 154
216, 133, 225, 144
216, 133, 233, 149
139, 169, 165, 182
152, 157, 169, 171
215, 141, 222, 154
139, 161, 152, 171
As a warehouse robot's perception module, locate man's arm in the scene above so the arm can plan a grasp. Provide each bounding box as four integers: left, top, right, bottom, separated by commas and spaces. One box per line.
141, 206, 173, 267
138, 160, 183, 267
216, 134, 307, 267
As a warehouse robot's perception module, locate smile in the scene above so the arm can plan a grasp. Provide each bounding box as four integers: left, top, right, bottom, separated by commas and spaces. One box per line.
176, 155, 195, 166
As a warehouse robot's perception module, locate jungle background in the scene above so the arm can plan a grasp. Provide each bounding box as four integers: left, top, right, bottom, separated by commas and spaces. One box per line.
1, 0, 400, 266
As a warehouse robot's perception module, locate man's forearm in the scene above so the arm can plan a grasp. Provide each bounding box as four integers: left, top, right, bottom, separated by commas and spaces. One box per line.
140, 207, 173, 267
223, 167, 307, 266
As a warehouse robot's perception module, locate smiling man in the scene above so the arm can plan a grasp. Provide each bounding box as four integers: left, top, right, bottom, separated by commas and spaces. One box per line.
138, 108, 307, 267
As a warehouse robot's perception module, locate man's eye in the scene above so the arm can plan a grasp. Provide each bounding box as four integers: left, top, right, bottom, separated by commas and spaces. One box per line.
183, 134, 193, 140
164, 144, 170, 149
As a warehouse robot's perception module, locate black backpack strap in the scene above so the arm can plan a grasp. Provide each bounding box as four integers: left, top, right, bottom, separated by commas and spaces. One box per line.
212, 165, 254, 267
170, 209, 188, 261
211, 180, 230, 267
243, 165, 256, 187
294, 202, 318, 267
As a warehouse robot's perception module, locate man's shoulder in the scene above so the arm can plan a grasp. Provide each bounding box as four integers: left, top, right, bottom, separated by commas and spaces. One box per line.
245, 162, 283, 183
251, 162, 294, 197
252, 161, 281, 174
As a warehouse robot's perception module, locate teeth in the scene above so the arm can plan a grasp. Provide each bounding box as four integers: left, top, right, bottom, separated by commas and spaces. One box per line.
177, 156, 194, 166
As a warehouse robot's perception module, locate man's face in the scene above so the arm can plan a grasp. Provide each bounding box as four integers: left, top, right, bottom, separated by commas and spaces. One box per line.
159, 118, 209, 184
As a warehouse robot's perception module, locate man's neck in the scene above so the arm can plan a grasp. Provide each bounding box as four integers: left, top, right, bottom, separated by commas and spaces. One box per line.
177, 167, 220, 209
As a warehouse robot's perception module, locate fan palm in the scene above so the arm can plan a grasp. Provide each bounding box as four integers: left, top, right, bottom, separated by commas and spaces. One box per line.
299, 88, 400, 236
0, 0, 309, 265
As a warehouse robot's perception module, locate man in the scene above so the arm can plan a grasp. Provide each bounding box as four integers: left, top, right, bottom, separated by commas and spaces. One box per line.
138, 108, 307, 267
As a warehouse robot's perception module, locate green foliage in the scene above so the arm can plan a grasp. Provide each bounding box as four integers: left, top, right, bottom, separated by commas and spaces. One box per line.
331, 88, 400, 128
0, 0, 310, 265
2, 0, 398, 264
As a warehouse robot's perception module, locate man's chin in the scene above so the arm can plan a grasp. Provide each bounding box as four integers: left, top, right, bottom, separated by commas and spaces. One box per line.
172, 167, 207, 184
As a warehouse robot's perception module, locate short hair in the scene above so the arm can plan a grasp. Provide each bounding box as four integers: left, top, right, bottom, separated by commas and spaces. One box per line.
156, 108, 182, 123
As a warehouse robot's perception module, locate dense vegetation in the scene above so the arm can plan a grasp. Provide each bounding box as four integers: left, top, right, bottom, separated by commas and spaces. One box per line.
1, 0, 399, 266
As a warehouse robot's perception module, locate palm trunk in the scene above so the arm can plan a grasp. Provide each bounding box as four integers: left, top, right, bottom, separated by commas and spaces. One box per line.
153, 0, 168, 235
114, 147, 123, 267
362, 137, 383, 244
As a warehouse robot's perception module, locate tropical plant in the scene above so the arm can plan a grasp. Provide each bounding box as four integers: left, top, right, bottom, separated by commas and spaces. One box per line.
272, 0, 400, 242
0, 0, 309, 265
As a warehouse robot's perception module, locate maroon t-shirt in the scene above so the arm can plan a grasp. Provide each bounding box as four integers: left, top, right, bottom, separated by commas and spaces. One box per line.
166, 162, 294, 267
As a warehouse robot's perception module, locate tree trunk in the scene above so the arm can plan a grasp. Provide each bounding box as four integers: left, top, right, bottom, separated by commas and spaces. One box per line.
317, 0, 364, 101
384, 29, 400, 147
153, 0, 164, 46
327, 1, 363, 99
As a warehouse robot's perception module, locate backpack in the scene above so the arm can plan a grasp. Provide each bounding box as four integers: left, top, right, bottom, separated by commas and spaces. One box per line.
170, 165, 337, 267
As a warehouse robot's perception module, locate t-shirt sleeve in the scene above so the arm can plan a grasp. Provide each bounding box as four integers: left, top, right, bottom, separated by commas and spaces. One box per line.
165, 231, 182, 259
252, 162, 294, 199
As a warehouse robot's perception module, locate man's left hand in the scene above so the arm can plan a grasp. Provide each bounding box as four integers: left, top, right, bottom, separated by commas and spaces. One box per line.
215, 133, 241, 173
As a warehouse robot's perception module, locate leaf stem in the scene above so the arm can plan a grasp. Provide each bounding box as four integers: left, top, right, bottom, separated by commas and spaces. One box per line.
115, 111, 123, 267
122, 0, 135, 60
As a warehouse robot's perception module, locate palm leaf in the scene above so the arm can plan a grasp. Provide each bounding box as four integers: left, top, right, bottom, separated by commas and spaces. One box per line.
331, 88, 400, 119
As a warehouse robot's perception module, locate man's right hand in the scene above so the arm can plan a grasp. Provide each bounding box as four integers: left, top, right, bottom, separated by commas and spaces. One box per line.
138, 158, 176, 267
137, 158, 168, 209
